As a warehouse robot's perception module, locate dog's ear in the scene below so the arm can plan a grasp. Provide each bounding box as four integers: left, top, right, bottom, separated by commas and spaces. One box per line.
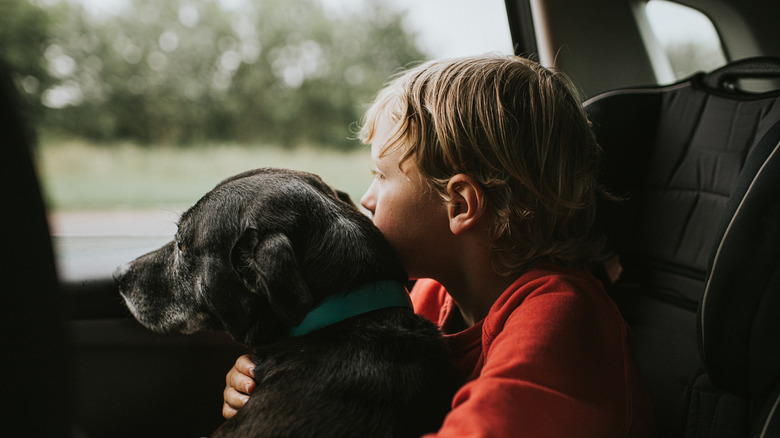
230, 228, 314, 327
334, 189, 355, 207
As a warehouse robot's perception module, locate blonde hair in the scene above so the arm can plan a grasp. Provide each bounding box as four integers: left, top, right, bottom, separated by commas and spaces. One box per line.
360, 55, 605, 274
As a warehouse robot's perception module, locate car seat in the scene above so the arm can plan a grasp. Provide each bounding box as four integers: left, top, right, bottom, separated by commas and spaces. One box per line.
584, 57, 780, 438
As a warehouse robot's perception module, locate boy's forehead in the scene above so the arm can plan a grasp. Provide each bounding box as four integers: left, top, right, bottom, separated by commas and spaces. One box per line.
370, 142, 381, 161
371, 141, 396, 165
370, 117, 396, 157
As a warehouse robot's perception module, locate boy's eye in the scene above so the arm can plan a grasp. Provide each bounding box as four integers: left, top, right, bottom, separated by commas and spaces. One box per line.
371, 168, 385, 180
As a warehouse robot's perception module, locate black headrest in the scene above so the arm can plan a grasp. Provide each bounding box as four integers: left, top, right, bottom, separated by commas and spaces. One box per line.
702, 56, 780, 91
585, 75, 778, 290
585, 56, 780, 288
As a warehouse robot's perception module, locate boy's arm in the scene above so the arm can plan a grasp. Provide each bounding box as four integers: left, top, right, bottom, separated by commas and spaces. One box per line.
426, 292, 646, 437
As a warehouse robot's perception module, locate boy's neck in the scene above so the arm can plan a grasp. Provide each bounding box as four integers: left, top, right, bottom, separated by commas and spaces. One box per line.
426, 226, 514, 327
439, 268, 516, 328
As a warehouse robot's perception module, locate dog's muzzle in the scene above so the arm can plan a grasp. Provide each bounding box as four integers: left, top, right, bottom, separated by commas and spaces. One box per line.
113, 262, 131, 284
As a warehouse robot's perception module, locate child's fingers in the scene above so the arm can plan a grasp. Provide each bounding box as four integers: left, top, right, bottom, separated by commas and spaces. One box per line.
222, 354, 256, 419
222, 401, 236, 420
235, 354, 256, 378
222, 387, 250, 419
226, 355, 256, 394
226, 369, 256, 395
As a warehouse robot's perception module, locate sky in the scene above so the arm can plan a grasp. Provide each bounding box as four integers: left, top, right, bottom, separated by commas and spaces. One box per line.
64, 0, 515, 58
41, 0, 719, 60
366, 0, 514, 57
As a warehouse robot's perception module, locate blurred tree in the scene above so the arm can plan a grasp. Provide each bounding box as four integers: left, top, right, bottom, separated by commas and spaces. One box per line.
8, 0, 427, 148
0, 0, 55, 123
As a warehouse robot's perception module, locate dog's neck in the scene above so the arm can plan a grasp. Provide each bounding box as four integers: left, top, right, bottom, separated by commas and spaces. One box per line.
288, 280, 412, 337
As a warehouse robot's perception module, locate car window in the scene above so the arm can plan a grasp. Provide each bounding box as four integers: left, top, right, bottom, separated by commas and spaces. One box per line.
11, 1, 511, 235
6, 0, 511, 279
643, 0, 727, 82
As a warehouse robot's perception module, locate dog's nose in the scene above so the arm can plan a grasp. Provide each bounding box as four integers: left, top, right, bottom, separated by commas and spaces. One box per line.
113, 263, 131, 284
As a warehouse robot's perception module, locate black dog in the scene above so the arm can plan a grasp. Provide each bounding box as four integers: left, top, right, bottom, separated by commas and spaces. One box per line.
114, 168, 456, 438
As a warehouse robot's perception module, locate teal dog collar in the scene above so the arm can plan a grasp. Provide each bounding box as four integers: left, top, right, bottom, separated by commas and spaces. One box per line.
288, 280, 412, 337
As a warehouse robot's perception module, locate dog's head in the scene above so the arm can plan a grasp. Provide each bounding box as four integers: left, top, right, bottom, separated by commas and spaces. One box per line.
114, 168, 407, 346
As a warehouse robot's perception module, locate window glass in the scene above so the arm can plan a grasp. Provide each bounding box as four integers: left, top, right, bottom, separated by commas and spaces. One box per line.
645, 0, 727, 81
10, 0, 512, 240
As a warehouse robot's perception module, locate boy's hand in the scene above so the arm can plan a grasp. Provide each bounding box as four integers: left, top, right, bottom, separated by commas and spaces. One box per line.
222, 354, 256, 419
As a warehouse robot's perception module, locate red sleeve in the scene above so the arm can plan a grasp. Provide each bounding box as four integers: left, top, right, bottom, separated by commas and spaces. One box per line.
409, 279, 448, 324
424, 277, 644, 438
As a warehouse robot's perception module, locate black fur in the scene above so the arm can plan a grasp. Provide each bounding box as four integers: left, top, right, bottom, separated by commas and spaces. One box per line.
114, 168, 457, 437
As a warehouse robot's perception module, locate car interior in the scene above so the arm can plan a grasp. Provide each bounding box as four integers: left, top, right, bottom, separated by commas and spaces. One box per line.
2, 0, 779, 437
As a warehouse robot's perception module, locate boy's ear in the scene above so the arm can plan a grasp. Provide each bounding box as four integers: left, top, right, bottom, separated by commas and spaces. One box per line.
230, 228, 314, 327
446, 174, 486, 235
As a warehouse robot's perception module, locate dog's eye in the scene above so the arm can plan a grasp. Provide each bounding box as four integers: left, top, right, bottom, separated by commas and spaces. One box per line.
177, 242, 184, 253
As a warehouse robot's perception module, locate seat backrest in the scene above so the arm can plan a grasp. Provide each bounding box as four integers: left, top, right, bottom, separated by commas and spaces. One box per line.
697, 76, 780, 437
584, 57, 780, 438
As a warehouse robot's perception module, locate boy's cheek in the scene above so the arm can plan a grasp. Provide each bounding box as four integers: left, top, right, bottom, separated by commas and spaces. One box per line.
370, 214, 393, 237
371, 214, 404, 249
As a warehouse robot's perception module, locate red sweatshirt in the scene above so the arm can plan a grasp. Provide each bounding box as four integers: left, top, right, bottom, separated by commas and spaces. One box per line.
411, 264, 654, 438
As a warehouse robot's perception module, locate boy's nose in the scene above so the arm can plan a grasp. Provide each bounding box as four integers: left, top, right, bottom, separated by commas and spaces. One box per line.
360, 186, 376, 214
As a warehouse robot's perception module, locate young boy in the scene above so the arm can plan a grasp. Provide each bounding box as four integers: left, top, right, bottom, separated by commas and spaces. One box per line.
223, 55, 654, 437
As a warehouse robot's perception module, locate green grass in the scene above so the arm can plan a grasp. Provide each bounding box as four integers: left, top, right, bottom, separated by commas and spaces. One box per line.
35, 138, 375, 211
